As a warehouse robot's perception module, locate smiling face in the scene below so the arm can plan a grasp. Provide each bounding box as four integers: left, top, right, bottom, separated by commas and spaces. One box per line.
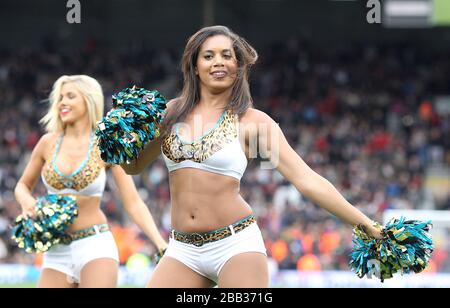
57, 82, 88, 126
196, 35, 238, 94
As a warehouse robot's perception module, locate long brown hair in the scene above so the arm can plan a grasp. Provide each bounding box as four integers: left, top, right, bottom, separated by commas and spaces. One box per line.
162, 25, 258, 136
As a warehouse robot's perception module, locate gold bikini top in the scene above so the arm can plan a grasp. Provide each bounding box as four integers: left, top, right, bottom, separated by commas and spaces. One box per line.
41, 133, 106, 197
161, 110, 248, 180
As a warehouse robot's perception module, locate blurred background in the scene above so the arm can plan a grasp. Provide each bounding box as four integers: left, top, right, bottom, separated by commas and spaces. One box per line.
1, 0, 450, 287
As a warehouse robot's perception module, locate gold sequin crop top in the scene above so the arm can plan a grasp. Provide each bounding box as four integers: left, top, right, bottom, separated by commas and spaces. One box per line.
41, 133, 106, 197
161, 110, 248, 180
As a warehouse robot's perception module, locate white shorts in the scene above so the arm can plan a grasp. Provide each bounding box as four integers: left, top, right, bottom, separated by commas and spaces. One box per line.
42, 231, 119, 283
165, 222, 267, 284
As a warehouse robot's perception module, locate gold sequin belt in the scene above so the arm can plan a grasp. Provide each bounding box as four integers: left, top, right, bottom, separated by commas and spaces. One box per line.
170, 215, 256, 247
61, 224, 110, 244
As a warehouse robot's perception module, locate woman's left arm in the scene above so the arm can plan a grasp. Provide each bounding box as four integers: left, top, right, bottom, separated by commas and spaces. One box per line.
253, 109, 382, 238
110, 165, 168, 250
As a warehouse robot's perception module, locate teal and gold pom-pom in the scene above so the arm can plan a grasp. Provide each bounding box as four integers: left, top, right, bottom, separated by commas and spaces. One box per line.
95, 86, 167, 165
349, 217, 433, 282
11, 194, 78, 253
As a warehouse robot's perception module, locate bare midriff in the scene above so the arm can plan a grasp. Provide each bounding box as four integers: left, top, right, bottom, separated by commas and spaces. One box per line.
61, 195, 107, 233
169, 168, 252, 233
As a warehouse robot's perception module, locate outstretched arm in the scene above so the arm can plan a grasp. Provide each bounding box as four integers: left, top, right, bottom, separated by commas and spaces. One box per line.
252, 109, 382, 238
111, 165, 167, 250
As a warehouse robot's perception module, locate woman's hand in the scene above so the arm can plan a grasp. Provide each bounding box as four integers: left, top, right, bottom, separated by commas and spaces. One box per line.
21, 198, 37, 219
363, 222, 384, 240
157, 240, 168, 252
153, 246, 168, 265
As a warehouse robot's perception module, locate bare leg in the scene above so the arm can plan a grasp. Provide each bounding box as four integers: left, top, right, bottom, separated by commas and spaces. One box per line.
79, 258, 119, 288
147, 256, 215, 288
37, 268, 78, 288
218, 252, 269, 288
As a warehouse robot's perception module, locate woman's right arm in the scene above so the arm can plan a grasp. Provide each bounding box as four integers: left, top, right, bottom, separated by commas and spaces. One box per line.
120, 99, 177, 175
15, 133, 53, 218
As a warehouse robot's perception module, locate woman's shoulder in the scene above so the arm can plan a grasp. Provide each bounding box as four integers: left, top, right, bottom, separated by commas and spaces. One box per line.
37, 132, 59, 148
162, 98, 179, 121
33, 132, 59, 160
166, 99, 178, 113
240, 107, 274, 125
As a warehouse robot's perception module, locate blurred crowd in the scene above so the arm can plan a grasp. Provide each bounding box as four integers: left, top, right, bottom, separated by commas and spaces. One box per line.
1, 38, 450, 272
